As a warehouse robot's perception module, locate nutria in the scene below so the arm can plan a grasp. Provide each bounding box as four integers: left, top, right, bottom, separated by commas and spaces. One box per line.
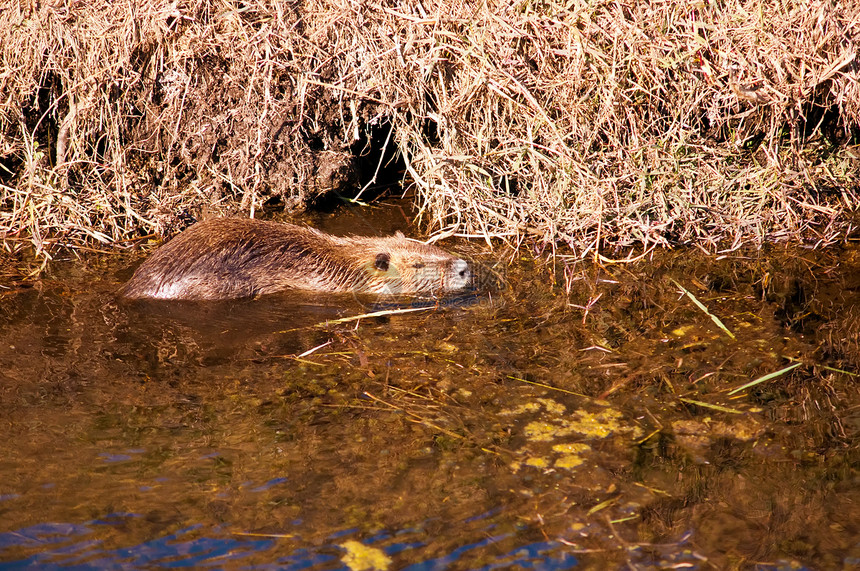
119, 218, 472, 300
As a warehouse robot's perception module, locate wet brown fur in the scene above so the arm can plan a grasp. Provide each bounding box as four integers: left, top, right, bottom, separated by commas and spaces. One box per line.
119, 218, 471, 300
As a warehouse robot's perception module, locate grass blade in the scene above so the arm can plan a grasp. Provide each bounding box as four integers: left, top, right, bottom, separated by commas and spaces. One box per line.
317, 306, 434, 326
670, 279, 736, 340
727, 362, 803, 395
678, 398, 744, 414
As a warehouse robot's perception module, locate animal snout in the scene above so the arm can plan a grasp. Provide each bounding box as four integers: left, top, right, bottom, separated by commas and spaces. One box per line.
452, 258, 472, 289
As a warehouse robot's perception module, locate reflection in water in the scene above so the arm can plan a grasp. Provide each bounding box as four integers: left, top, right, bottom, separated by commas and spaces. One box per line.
0, 244, 858, 569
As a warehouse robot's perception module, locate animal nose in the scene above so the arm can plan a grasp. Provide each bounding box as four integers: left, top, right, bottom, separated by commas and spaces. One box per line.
454, 259, 471, 283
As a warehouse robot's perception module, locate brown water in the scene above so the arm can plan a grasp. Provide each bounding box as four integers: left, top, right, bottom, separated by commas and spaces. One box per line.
1, 208, 858, 569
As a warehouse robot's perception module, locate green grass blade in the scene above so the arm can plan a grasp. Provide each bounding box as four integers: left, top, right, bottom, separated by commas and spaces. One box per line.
670, 278, 736, 340
727, 362, 803, 395
678, 398, 744, 414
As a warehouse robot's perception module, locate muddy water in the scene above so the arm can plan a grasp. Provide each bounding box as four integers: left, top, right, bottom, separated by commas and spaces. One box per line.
1, 209, 858, 569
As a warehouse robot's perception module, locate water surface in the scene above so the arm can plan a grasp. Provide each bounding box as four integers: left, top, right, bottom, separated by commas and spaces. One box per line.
0, 214, 858, 569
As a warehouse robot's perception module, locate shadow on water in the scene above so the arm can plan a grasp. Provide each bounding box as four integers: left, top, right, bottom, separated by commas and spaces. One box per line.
0, 220, 858, 569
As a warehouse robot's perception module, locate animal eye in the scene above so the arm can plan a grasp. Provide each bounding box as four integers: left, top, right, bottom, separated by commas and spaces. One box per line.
374, 253, 390, 272
412, 262, 425, 269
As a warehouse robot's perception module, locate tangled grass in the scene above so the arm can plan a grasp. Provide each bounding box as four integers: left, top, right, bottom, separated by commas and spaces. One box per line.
2, 0, 859, 262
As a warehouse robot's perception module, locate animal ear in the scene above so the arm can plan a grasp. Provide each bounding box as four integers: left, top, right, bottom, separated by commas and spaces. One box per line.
374, 252, 390, 272
395, 231, 405, 238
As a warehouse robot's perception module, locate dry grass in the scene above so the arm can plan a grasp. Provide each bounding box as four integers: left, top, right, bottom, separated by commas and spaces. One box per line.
2, 0, 859, 262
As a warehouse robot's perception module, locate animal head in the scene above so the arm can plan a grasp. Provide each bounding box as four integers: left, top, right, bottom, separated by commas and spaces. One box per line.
354, 233, 472, 295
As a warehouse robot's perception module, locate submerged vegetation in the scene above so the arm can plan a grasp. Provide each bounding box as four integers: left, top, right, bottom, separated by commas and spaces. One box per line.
1, 0, 860, 260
